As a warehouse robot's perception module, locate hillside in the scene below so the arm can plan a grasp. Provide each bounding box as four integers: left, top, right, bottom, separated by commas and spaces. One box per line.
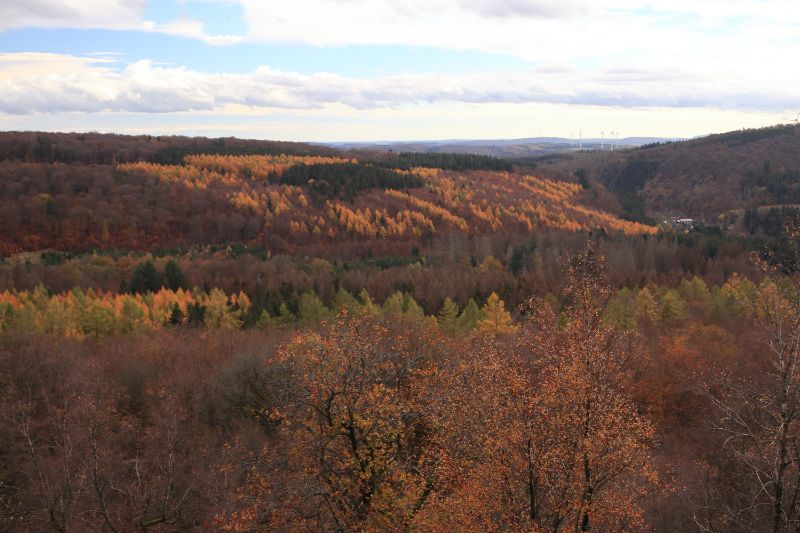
0, 132, 652, 257
534, 124, 800, 229
0, 131, 337, 164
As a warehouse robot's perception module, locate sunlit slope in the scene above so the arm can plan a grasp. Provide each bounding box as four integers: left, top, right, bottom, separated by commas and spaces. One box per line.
0, 154, 654, 255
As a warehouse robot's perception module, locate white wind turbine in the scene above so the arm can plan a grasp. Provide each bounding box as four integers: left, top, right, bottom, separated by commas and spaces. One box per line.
781, 111, 800, 125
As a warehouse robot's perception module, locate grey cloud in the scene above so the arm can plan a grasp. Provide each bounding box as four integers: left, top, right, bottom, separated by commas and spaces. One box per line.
0, 0, 147, 31
458, 0, 586, 19
0, 0, 79, 21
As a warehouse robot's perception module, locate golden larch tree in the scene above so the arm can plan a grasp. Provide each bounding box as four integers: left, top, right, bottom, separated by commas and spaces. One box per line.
477, 292, 518, 337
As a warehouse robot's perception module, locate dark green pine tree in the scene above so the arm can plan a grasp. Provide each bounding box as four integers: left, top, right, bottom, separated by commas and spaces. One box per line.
168, 302, 185, 325
509, 245, 527, 275
187, 301, 207, 326
163, 260, 187, 291
128, 260, 162, 294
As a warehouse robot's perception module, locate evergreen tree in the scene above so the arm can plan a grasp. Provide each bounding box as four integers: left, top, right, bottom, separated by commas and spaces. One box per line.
119, 297, 148, 333
679, 275, 710, 303
509, 245, 528, 275
402, 293, 425, 319
128, 260, 162, 294
437, 297, 460, 336
660, 289, 688, 323
168, 302, 185, 325
276, 302, 296, 325
7, 301, 43, 334
358, 288, 380, 316
187, 300, 207, 326
382, 291, 406, 316
79, 298, 116, 338
332, 287, 359, 314
637, 286, 660, 323
163, 260, 187, 291
42, 296, 76, 336
457, 298, 484, 333
206, 288, 242, 329
298, 291, 329, 326
255, 309, 277, 330
606, 287, 640, 331
477, 292, 517, 337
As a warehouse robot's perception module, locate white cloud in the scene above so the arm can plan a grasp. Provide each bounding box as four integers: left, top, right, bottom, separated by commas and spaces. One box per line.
1, 1, 798, 138
226, 0, 800, 111
235, 0, 800, 62
3, 1, 799, 89
0, 52, 797, 116
0, 0, 243, 44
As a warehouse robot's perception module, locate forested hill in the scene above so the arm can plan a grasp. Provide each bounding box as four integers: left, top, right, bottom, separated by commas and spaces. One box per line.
0, 132, 652, 257
534, 124, 800, 229
0, 131, 338, 165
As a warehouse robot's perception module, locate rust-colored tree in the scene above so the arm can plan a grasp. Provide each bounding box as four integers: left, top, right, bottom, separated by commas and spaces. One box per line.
520, 245, 658, 531
423, 244, 659, 531
220, 313, 442, 531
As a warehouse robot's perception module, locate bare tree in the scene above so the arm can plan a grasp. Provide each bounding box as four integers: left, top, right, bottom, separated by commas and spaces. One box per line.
703, 222, 800, 532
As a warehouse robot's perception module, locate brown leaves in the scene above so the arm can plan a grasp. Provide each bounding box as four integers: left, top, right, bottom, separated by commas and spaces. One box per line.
229, 314, 443, 531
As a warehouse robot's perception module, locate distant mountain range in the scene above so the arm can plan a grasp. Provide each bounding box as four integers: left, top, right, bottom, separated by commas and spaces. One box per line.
322, 136, 681, 157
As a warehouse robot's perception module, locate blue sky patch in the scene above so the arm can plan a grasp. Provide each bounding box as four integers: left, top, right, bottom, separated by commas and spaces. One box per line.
0, 28, 530, 76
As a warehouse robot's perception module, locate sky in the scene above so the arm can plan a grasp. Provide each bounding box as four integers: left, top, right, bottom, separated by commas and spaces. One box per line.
0, 0, 798, 142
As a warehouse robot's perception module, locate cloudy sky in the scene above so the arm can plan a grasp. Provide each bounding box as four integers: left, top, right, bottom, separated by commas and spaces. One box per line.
0, 0, 798, 141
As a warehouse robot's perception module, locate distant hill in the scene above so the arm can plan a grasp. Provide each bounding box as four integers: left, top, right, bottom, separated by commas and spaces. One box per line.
323, 136, 678, 158
0, 131, 337, 165
532, 124, 800, 229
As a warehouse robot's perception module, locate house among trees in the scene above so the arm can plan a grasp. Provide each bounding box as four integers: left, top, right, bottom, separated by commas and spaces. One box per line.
662, 217, 694, 230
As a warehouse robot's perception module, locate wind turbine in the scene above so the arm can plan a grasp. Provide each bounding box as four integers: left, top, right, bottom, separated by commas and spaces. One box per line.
782, 111, 800, 125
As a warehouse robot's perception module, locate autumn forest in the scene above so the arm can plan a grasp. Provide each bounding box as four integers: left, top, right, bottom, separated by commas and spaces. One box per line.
3, 129, 800, 532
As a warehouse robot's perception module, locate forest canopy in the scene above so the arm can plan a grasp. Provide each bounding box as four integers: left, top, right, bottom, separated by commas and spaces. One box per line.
3, 129, 800, 532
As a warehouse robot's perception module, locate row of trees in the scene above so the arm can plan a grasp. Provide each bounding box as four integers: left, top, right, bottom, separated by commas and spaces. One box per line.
388, 151, 514, 171
0, 282, 518, 339
0, 227, 759, 322
0, 270, 780, 342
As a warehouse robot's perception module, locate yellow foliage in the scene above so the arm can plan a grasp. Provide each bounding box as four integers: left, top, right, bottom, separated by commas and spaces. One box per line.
477, 292, 517, 337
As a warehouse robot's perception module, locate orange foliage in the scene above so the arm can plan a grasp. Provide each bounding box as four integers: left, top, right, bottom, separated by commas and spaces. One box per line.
183, 153, 353, 179
1, 155, 655, 255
